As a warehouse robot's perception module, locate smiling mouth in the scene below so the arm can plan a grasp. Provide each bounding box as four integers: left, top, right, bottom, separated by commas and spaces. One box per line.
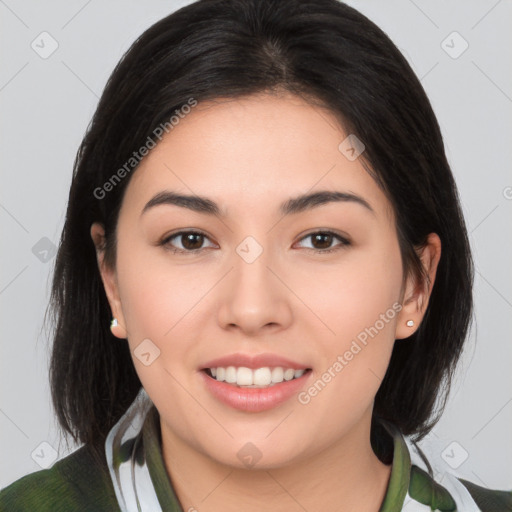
202, 366, 312, 388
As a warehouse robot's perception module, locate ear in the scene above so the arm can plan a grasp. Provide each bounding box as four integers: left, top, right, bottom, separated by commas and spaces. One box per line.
395, 233, 441, 339
90, 222, 128, 339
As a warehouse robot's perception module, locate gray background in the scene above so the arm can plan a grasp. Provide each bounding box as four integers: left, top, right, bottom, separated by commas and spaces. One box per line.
1, 0, 511, 492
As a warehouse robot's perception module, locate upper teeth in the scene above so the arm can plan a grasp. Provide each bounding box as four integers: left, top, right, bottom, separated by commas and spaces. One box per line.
210, 366, 306, 387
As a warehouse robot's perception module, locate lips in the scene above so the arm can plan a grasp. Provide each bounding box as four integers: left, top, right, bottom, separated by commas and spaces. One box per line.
198, 352, 312, 412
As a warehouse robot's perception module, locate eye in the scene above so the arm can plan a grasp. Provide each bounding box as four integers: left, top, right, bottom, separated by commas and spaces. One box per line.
159, 229, 350, 255
295, 230, 350, 254
160, 230, 216, 253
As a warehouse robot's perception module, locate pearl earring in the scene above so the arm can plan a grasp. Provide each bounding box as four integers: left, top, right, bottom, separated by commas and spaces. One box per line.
406, 320, 414, 327
110, 317, 127, 339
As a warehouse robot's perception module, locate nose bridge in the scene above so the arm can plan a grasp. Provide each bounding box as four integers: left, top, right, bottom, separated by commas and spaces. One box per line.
232, 233, 277, 299
217, 232, 293, 333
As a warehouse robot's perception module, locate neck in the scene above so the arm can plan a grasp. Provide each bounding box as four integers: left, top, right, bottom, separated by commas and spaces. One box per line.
160, 411, 392, 512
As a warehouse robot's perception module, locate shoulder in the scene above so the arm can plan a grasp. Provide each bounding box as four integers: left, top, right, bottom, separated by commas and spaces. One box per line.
407, 465, 512, 511
458, 477, 512, 512
408, 464, 512, 512
0, 444, 120, 512
401, 431, 512, 512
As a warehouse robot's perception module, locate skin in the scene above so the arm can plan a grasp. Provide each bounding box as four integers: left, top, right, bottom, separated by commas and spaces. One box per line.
91, 91, 441, 512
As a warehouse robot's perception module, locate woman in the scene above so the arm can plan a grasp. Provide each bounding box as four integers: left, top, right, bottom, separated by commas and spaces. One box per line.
1, 0, 510, 510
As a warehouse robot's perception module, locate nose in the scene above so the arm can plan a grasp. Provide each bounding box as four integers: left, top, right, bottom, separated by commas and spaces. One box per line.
217, 241, 293, 336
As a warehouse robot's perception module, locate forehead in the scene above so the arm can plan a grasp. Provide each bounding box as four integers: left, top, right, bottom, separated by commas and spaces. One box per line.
120, 92, 394, 222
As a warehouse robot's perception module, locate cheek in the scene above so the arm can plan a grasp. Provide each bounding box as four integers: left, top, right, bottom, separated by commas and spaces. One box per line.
114, 242, 209, 364
298, 239, 403, 346
297, 240, 403, 412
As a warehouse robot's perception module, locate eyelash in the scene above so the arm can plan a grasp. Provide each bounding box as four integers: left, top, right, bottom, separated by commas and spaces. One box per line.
159, 230, 351, 255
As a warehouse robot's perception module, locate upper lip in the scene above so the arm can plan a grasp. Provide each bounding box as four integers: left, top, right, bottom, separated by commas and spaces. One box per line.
201, 353, 310, 370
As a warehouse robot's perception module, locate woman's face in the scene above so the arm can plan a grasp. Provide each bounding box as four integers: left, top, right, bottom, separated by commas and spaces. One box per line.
95, 92, 426, 469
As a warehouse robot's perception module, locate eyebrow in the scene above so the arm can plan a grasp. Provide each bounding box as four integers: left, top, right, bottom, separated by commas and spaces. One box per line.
141, 190, 374, 218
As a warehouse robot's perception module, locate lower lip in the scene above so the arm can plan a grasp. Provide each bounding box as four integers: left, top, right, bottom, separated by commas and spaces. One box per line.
199, 370, 311, 412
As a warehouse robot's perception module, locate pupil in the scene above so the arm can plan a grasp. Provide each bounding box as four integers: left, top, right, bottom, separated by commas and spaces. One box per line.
183, 233, 203, 250
313, 233, 331, 249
